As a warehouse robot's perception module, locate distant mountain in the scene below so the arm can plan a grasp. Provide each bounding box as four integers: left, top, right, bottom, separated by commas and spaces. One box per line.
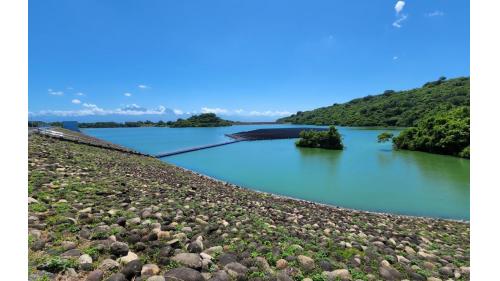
277, 77, 470, 127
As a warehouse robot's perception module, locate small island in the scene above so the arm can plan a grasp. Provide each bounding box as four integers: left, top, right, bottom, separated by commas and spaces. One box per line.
295, 126, 343, 149
166, 113, 234, 127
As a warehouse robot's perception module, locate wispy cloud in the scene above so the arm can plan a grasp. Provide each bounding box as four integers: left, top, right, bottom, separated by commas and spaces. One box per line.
138, 84, 150, 89
75, 92, 85, 96
71, 99, 81, 104
30, 103, 167, 117
124, 92, 132, 97
393, 1, 408, 28
48, 89, 64, 96
393, 14, 408, 28
427, 10, 444, 17
395, 1, 405, 14
198, 107, 291, 117
393, 56, 399, 60
173, 109, 184, 115
201, 107, 229, 114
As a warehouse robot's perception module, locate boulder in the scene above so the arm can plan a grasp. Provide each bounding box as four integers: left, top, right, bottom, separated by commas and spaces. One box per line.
164, 267, 204, 281
171, 253, 202, 269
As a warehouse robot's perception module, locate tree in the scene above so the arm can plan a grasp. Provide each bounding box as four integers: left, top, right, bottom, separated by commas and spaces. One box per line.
377, 132, 394, 143
296, 126, 343, 150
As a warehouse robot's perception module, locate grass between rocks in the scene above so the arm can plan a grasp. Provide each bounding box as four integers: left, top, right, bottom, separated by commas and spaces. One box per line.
28, 134, 470, 281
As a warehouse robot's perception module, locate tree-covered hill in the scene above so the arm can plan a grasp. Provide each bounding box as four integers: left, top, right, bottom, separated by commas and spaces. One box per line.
278, 77, 469, 127
167, 113, 234, 127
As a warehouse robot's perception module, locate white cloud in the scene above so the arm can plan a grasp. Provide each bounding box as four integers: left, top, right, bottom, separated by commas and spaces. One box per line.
67, 86, 74, 90
71, 99, 81, 104
75, 92, 85, 96
124, 92, 132, 97
392, 14, 408, 28
48, 89, 64, 96
427, 11, 444, 17
201, 107, 229, 114
247, 110, 292, 117
198, 108, 291, 117
393, 56, 399, 60
395, 1, 405, 14
138, 84, 150, 89
173, 109, 184, 115
30, 103, 167, 117
392, 1, 408, 28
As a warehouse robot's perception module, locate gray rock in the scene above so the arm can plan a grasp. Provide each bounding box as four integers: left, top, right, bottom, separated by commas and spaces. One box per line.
31, 240, 46, 251
164, 267, 204, 281
187, 240, 203, 253
141, 264, 160, 277
110, 242, 129, 257
255, 257, 274, 274
276, 259, 288, 270
121, 259, 143, 279
106, 273, 127, 281
208, 270, 229, 281
224, 262, 248, 278
171, 253, 202, 269
379, 265, 402, 280
61, 249, 82, 257
276, 271, 294, 281
86, 269, 104, 281
323, 269, 351, 281
146, 276, 165, 281
99, 259, 120, 271
297, 255, 315, 271
203, 246, 223, 256
79, 254, 94, 271
318, 260, 333, 271
218, 253, 238, 266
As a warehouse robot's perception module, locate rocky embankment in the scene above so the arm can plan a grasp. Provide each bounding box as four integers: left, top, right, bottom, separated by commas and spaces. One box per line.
28, 134, 470, 281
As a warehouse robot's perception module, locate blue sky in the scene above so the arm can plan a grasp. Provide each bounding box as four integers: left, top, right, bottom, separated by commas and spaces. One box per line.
28, 0, 469, 122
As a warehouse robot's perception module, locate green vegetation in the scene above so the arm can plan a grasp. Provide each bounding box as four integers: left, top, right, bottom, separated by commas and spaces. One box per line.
278, 77, 469, 127
377, 132, 394, 143
393, 106, 470, 158
167, 113, 234, 127
295, 126, 343, 150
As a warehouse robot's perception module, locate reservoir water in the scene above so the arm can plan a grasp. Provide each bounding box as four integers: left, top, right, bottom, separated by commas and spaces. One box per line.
84, 125, 469, 220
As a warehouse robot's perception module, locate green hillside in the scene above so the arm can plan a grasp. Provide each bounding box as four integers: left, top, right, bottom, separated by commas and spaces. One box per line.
278, 77, 469, 127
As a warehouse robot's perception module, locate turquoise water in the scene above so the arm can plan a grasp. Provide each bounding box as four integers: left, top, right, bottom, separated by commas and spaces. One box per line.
84, 126, 470, 220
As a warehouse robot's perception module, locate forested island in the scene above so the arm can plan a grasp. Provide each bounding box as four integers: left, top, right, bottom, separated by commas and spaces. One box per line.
166, 113, 233, 127
296, 126, 343, 150
280, 77, 470, 158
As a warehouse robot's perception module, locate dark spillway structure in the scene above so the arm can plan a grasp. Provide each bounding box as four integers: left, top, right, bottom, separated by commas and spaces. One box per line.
225, 127, 328, 140
155, 127, 327, 158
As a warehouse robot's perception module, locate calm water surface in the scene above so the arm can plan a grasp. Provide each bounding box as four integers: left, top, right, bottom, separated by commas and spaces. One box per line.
84, 125, 469, 220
